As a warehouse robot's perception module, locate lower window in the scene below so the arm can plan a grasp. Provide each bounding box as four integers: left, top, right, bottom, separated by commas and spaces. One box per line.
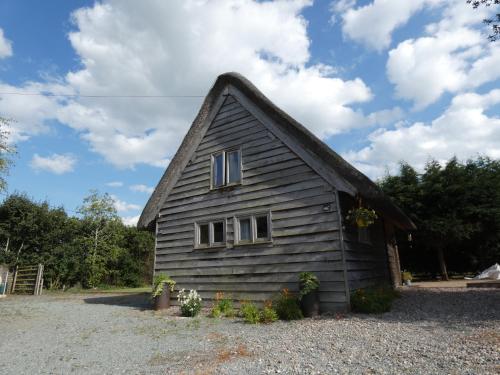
195, 220, 226, 248
234, 212, 271, 244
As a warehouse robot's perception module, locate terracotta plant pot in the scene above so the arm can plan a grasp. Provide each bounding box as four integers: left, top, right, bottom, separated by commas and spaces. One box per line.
300, 289, 320, 317
153, 286, 171, 311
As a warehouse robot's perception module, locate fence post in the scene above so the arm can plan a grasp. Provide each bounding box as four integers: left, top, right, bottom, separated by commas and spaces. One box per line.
38, 265, 44, 295
34, 264, 42, 296
10, 265, 18, 294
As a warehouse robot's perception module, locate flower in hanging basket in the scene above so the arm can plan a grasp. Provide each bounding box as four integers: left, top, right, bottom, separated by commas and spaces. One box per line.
346, 207, 378, 227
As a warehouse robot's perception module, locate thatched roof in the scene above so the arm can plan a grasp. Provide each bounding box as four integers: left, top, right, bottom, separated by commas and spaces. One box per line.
138, 72, 415, 230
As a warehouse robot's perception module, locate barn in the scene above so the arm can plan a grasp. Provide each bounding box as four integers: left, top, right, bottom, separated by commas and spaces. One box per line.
138, 72, 415, 312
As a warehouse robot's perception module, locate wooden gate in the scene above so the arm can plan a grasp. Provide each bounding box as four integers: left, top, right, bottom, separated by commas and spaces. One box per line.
10, 264, 44, 295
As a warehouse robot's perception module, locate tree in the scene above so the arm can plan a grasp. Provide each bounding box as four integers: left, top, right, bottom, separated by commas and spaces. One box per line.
0, 194, 81, 287
379, 157, 500, 279
0, 191, 155, 289
467, 0, 500, 42
77, 190, 121, 287
0, 117, 16, 192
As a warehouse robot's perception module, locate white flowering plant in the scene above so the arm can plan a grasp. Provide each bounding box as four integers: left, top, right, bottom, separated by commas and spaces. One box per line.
177, 289, 202, 317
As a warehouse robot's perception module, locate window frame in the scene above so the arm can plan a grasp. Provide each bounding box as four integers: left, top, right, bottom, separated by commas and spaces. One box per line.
210, 148, 242, 189
357, 226, 371, 245
234, 211, 272, 245
195, 219, 227, 249
211, 151, 225, 189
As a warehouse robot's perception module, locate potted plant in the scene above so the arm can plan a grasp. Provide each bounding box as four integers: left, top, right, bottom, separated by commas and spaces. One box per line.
346, 207, 378, 228
298, 272, 320, 317
402, 271, 413, 286
152, 274, 176, 311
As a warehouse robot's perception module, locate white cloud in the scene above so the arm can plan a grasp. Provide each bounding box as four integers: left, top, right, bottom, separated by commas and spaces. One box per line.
110, 194, 141, 212
0, 28, 12, 58
30, 153, 77, 174
386, 2, 500, 109
334, 0, 444, 51
0, 82, 68, 143
130, 184, 154, 194
5, 0, 381, 169
106, 181, 123, 187
121, 215, 139, 227
343, 89, 500, 179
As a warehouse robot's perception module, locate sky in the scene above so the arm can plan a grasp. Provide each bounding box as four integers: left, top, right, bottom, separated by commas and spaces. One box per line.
0, 0, 499, 226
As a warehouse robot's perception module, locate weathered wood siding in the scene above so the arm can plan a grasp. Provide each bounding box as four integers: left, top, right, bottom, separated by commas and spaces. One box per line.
338, 192, 391, 291
155, 94, 348, 311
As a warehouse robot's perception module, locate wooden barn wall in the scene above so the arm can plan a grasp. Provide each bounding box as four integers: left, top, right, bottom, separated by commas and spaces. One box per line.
155, 94, 348, 311
338, 193, 391, 291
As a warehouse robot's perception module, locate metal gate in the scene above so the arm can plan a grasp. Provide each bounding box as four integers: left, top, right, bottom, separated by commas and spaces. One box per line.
10, 264, 44, 295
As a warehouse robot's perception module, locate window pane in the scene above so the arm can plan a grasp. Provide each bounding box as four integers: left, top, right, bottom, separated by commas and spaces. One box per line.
213, 222, 224, 243
358, 227, 370, 243
227, 151, 241, 183
199, 224, 209, 245
256, 216, 268, 239
239, 218, 251, 241
213, 153, 224, 187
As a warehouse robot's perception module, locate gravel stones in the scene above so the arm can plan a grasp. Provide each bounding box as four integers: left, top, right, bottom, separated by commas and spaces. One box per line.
0, 288, 498, 374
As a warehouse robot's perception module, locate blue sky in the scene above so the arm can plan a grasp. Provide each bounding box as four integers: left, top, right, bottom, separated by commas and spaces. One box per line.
0, 0, 499, 224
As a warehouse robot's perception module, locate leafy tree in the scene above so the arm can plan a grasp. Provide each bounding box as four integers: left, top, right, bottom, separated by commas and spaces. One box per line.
467, 0, 500, 42
380, 157, 500, 279
0, 191, 155, 290
77, 190, 121, 288
0, 194, 80, 287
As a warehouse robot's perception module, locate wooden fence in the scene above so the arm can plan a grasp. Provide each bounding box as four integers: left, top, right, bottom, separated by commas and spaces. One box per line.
10, 264, 44, 295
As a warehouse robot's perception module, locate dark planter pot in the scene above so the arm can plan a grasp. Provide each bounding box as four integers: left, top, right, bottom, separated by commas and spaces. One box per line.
153, 286, 171, 311
300, 289, 320, 317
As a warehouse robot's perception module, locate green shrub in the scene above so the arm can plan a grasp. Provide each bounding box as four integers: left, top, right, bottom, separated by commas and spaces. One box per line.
274, 289, 303, 321
240, 301, 260, 324
298, 272, 320, 300
260, 305, 278, 324
210, 305, 222, 318
209, 292, 235, 318
350, 286, 399, 314
177, 289, 202, 317
152, 274, 176, 298
217, 298, 235, 317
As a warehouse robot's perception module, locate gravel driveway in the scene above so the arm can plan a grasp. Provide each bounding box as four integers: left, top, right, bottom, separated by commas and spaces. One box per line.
0, 287, 498, 374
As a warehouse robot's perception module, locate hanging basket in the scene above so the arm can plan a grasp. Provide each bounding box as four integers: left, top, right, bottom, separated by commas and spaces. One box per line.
347, 207, 378, 228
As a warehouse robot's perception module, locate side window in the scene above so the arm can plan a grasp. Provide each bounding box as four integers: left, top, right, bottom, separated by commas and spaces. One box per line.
358, 227, 371, 244
211, 149, 241, 188
235, 212, 271, 245
255, 215, 269, 240
195, 220, 226, 248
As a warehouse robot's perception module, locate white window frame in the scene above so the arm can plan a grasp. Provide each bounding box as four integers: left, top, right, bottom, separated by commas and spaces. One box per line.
195, 219, 227, 249
234, 212, 272, 245
211, 152, 225, 189
210, 148, 242, 189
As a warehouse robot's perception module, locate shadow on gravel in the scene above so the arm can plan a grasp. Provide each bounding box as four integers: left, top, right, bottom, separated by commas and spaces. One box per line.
83, 293, 152, 311
352, 288, 500, 329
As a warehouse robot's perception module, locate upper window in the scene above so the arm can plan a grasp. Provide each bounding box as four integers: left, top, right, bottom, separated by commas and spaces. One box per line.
195, 220, 226, 248
234, 212, 271, 245
211, 149, 241, 188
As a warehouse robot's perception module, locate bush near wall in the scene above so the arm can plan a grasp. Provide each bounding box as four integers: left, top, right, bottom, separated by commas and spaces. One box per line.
350, 287, 399, 314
